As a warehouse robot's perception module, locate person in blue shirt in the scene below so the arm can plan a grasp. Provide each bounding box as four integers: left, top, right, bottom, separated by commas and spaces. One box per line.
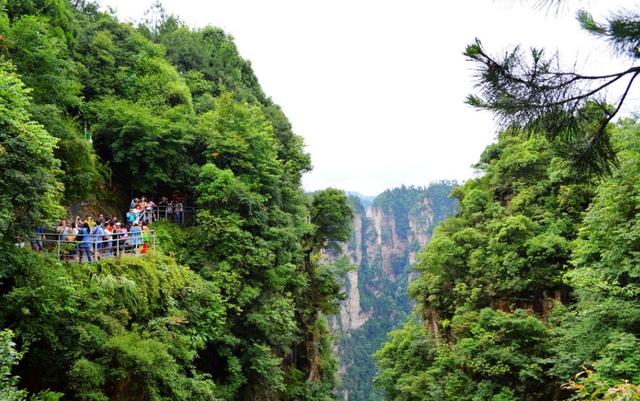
91, 224, 105, 260
126, 209, 137, 226
78, 223, 92, 263
129, 222, 143, 254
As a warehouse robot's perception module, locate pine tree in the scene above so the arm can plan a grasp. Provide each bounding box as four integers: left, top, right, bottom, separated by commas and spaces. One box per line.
465, 5, 640, 175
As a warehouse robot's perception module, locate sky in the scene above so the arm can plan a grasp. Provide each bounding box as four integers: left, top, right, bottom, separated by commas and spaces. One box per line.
99, 0, 640, 196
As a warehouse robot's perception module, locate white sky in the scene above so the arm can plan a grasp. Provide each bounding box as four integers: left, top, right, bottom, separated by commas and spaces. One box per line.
99, 0, 640, 196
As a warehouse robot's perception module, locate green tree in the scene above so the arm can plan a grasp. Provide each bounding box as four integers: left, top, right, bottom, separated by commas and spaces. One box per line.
0, 329, 27, 401
308, 188, 354, 253
376, 130, 594, 401
552, 120, 640, 386
0, 62, 63, 238
5, 15, 82, 109
90, 98, 198, 195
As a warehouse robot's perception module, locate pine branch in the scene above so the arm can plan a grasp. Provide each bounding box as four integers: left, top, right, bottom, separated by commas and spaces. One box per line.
465, 38, 640, 175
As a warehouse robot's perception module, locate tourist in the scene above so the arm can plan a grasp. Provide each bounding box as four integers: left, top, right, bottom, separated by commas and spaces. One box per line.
103, 223, 113, 256
175, 201, 184, 224
55, 220, 67, 240
126, 209, 136, 226
141, 223, 151, 254
130, 222, 143, 254
32, 225, 47, 252
62, 221, 74, 241
77, 223, 92, 263
91, 223, 105, 260
117, 223, 128, 254
146, 199, 156, 223
64, 222, 77, 261
167, 200, 174, 222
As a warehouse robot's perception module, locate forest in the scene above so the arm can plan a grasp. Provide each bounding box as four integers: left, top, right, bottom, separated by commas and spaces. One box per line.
3, 0, 640, 401
0, 0, 354, 400
374, 5, 640, 401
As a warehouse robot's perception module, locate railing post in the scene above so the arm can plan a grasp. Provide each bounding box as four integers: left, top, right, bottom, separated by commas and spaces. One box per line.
116, 234, 120, 257
57, 238, 60, 260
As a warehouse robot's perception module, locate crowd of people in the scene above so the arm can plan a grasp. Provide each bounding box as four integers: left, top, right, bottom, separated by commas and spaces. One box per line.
51, 214, 152, 263
25, 195, 188, 263
126, 196, 185, 225
127, 196, 156, 225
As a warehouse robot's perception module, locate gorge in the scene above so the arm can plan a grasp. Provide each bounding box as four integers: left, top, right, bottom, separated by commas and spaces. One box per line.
332, 184, 458, 401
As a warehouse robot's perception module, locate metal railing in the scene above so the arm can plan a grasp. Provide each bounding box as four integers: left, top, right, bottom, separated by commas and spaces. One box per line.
31, 230, 156, 263
151, 205, 198, 226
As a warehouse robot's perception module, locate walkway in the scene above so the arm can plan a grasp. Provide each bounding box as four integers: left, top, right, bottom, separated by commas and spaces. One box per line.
150, 205, 198, 226
31, 229, 156, 262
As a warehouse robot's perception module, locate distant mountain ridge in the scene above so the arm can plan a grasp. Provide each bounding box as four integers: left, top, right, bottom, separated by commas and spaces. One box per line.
344, 191, 376, 210
333, 182, 459, 401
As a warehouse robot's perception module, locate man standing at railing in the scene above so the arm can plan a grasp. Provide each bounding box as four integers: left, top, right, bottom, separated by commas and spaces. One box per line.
115, 222, 127, 255
91, 223, 105, 260
32, 225, 47, 252
175, 201, 183, 224
146, 199, 155, 223
55, 220, 66, 240
78, 223, 92, 263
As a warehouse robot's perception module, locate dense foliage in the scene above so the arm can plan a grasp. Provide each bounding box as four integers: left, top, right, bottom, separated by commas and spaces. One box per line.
0, 1, 352, 400
373, 4, 640, 400
0, 62, 63, 239
375, 120, 640, 400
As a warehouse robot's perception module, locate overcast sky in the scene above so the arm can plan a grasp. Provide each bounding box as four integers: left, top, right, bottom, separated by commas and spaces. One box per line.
99, 0, 639, 196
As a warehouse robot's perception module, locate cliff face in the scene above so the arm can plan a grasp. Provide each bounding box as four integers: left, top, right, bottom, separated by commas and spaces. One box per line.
333, 184, 458, 401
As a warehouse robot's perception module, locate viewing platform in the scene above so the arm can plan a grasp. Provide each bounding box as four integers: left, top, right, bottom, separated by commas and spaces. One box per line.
27, 205, 200, 262
30, 229, 157, 262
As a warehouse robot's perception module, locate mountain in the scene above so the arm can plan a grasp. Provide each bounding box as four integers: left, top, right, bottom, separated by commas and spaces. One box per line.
345, 192, 376, 210
332, 182, 459, 401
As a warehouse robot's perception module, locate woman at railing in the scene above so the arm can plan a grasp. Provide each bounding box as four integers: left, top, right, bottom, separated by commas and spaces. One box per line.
129, 222, 143, 254
77, 223, 92, 263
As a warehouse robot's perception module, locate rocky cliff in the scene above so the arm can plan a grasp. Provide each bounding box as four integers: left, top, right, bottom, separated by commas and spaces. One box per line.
333, 183, 458, 401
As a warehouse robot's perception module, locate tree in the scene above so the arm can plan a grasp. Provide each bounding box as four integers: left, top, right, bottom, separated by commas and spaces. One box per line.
0, 62, 63, 239
0, 329, 27, 401
551, 120, 640, 387
465, 6, 640, 175
374, 129, 596, 401
5, 15, 82, 109
90, 98, 197, 195
308, 188, 354, 253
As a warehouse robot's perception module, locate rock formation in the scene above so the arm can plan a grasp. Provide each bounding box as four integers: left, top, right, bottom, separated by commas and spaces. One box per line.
332, 183, 458, 401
